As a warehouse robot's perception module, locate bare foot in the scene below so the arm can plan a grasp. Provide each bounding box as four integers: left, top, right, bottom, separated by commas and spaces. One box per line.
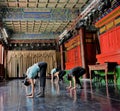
26, 93, 32, 96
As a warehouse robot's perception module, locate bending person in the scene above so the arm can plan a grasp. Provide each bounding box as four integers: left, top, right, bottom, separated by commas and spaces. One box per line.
24, 62, 47, 98
50, 68, 59, 82
53, 70, 66, 83
66, 66, 86, 90
24, 63, 40, 98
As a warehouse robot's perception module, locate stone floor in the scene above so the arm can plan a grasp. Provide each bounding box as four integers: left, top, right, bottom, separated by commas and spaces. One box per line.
0, 79, 120, 111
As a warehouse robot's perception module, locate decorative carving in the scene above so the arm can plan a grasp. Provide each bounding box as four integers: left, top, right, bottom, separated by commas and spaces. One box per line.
65, 35, 80, 50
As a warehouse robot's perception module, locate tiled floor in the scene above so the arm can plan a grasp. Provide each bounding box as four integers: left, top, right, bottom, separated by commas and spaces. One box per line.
0, 79, 120, 111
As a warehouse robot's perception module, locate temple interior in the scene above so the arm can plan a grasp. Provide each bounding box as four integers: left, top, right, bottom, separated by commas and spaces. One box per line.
0, 0, 120, 111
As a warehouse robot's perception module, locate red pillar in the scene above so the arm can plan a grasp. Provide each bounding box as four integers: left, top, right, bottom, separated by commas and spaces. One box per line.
79, 28, 87, 78
0, 45, 2, 64
3, 47, 8, 79
0, 44, 4, 78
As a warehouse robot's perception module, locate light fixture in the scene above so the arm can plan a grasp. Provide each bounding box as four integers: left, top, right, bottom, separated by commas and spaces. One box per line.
9, 44, 12, 47
14, 44, 17, 47
0, 32, 1, 38
37, 43, 40, 47
3, 37, 8, 44
75, 19, 85, 30
59, 37, 65, 45
0, 27, 8, 44
42, 43, 46, 46
20, 44, 23, 47
91, 8, 99, 19
2, 28, 8, 38
64, 30, 73, 40
26, 43, 28, 46
59, 30, 68, 39
87, 12, 94, 25
104, 0, 111, 9
86, 25, 98, 32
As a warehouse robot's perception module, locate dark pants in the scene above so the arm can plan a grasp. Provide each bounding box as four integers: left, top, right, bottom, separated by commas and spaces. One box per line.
59, 70, 66, 80
38, 62, 47, 88
73, 67, 86, 86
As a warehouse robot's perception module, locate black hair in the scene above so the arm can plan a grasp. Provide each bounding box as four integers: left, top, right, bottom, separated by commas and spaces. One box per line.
23, 78, 30, 86
67, 74, 72, 81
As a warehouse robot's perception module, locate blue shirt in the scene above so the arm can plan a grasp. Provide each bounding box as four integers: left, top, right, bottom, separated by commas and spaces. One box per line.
27, 63, 40, 79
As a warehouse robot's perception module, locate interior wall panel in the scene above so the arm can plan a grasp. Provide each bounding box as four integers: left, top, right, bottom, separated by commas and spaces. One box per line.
7, 50, 57, 78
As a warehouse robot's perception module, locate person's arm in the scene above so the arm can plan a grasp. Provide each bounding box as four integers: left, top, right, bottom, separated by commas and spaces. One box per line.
26, 79, 34, 98
70, 76, 76, 90
51, 69, 54, 82
66, 81, 72, 89
56, 72, 59, 81
55, 74, 59, 84
54, 72, 59, 83
51, 74, 54, 82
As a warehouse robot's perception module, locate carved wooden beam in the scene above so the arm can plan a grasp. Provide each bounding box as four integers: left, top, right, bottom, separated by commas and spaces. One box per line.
9, 39, 56, 44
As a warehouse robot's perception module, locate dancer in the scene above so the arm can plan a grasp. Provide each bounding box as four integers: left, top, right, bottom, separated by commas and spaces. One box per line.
24, 62, 47, 98
66, 66, 86, 90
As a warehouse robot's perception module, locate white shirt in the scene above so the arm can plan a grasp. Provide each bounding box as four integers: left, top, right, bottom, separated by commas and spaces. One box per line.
51, 68, 57, 75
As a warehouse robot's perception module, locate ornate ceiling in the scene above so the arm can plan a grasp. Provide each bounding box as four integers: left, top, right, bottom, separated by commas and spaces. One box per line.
1, 0, 118, 50
0, 0, 88, 40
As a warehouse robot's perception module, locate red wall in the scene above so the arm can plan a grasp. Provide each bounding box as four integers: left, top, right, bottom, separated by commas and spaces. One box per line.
97, 26, 120, 64
65, 45, 82, 70
95, 6, 120, 64
64, 35, 82, 70
65, 32, 97, 70
100, 26, 120, 54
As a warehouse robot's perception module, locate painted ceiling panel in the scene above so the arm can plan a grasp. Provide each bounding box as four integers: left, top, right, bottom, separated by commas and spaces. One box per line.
59, 0, 67, 3
8, 0, 16, 1
28, 3, 37, 8
38, 3, 47, 8
19, 0, 27, 1
47, 3, 57, 8
0, 0, 88, 39
65, 3, 75, 8
56, 3, 66, 8
68, 0, 76, 3
39, 0, 48, 2
49, 0, 58, 3
18, 2, 27, 7
30, 0, 37, 1
8, 2, 17, 7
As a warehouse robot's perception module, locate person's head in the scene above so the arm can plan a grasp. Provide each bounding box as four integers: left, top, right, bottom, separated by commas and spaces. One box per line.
59, 70, 66, 81
23, 78, 31, 86
23, 73, 27, 78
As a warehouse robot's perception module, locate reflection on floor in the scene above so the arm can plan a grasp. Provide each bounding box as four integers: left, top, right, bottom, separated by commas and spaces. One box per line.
0, 79, 120, 111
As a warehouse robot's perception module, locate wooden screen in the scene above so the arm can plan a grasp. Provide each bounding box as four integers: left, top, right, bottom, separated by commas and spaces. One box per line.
7, 50, 57, 78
